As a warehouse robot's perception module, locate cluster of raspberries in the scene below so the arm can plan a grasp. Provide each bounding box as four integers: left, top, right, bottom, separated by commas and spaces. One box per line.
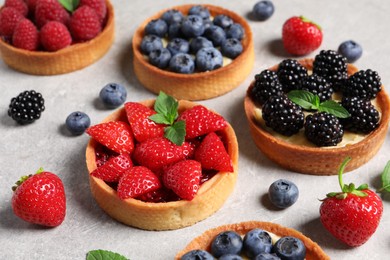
0, 0, 107, 52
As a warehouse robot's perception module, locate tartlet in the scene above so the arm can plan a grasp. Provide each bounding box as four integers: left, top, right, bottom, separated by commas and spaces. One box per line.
175, 221, 329, 260
132, 4, 254, 101
0, 0, 114, 75
85, 100, 239, 230
244, 58, 390, 175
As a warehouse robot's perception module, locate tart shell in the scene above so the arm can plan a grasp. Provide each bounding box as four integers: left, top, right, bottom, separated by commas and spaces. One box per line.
244, 58, 390, 175
175, 221, 330, 260
85, 100, 239, 230
132, 4, 254, 101
0, 0, 115, 75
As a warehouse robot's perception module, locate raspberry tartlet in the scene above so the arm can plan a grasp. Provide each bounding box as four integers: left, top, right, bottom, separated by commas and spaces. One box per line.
0, 0, 114, 75
244, 57, 390, 175
132, 4, 254, 101
85, 96, 238, 230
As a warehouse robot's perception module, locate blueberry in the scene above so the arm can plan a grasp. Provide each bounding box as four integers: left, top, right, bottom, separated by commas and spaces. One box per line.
243, 229, 273, 258
180, 249, 214, 260
190, 36, 213, 54
148, 48, 171, 69
196, 47, 223, 72
211, 231, 243, 258
219, 254, 243, 260
65, 111, 90, 135
169, 53, 195, 74
144, 19, 168, 37
221, 38, 243, 59
338, 40, 363, 63
140, 34, 163, 55
99, 83, 127, 108
167, 38, 190, 56
268, 179, 299, 208
188, 5, 211, 21
168, 22, 184, 39
204, 25, 226, 46
181, 15, 205, 38
225, 23, 244, 40
161, 9, 184, 25
213, 14, 234, 29
273, 237, 306, 260
254, 252, 281, 260
253, 1, 275, 21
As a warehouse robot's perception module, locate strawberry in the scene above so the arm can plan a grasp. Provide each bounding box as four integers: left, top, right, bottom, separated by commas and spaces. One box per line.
91, 153, 133, 183
4, 0, 28, 17
39, 21, 72, 51
138, 187, 180, 203
124, 102, 165, 143
68, 5, 102, 42
79, 0, 107, 23
12, 18, 39, 51
0, 7, 24, 39
282, 16, 322, 56
11, 169, 66, 227
35, 0, 70, 28
177, 105, 228, 139
117, 166, 161, 199
319, 157, 383, 247
86, 121, 135, 154
195, 132, 233, 172
163, 160, 202, 200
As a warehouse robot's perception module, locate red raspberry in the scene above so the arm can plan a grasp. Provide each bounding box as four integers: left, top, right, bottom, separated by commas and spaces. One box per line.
40, 21, 72, 52
79, 0, 107, 23
34, 0, 70, 28
69, 5, 102, 42
0, 7, 24, 39
12, 18, 39, 51
4, 0, 28, 17
25, 0, 39, 16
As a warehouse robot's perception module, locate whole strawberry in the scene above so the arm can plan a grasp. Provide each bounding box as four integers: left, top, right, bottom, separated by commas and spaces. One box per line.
319, 157, 383, 247
282, 16, 322, 56
12, 168, 66, 227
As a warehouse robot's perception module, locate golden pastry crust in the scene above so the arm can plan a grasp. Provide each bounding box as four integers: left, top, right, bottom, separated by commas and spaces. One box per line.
85, 100, 239, 230
175, 221, 330, 260
0, 0, 114, 75
132, 4, 254, 101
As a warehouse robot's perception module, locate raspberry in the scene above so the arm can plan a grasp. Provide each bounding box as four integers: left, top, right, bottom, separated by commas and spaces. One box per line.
39, 21, 72, 52
277, 59, 308, 92
12, 19, 39, 51
69, 5, 102, 42
25, 0, 39, 16
304, 112, 344, 147
251, 69, 283, 105
4, 0, 28, 17
34, 0, 70, 28
79, 0, 107, 23
0, 7, 24, 39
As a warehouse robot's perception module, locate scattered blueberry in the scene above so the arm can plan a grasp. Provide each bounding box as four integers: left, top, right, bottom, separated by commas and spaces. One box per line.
273, 236, 306, 260
221, 38, 243, 59
99, 83, 127, 108
190, 36, 213, 54
65, 111, 91, 135
167, 38, 190, 56
140, 34, 163, 55
252, 1, 275, 21
254, 252, 281, 260
219, 254, 243, 260
181, 15, 205, 38
211, 231, 243, 257
196, 47, 223, 72
213, 14, 234, 29
148, 48, 171, 69
144, 19, 168, 37
188, 5, 211, 21
204, 25, 226, 46
161, 9, 184, 25
169, 53, 195, 74
268, 179, 299, 208
338, 40, 363, 63
225, 23, 244, 40
181, 249, 214, 260
243, 229, 273, 258
168, 22, 184, 39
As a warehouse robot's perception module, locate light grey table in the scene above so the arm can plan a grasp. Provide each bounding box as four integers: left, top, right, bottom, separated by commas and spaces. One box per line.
1, 0, 389, 259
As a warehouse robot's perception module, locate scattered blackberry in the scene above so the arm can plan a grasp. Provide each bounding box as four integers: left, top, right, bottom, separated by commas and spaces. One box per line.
313, 50, 348, 91
299, 74, 333, 102
342, 69, 382, 100
277, 59, 308, 92
304, 112, 344, 147
262, 94, 304, 136
251, 69, 283, 105
340, 96, 380, 134
8, 90, 45, 124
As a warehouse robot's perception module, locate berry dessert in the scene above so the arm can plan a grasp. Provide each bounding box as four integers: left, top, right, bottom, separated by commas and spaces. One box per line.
0, 0, 114, 75
244, 52, 390, 175
132, 4, 254, 100
175, 221, 329, 259
85, 92, 238, 230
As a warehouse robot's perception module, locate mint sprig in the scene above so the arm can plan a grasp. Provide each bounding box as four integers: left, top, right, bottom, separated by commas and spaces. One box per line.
86, 250, 128, 260
378, 160, 390, 193
287, 90, 350, 118
59, 0, 80, 12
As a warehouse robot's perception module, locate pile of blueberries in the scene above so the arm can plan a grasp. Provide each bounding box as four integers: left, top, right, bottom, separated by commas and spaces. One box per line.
140, 5, 245, 74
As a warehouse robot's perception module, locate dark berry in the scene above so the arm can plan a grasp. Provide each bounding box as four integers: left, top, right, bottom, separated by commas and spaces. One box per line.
148, 48, 172, 69
65, 111, 91, 135
262, 94, 304, 136
225, 23, 244, 40
140, 34, 163, 55
8, 90, 45, 124
204, 25, 226, 46
211, 231, 243, 257
304, 112, 344, 147
342, 69, 382, 100
251, 69, 283, 105
338, 40, 363, 63
161, 9, 184, 25
99, 83, 127, 108
268, 179, 299, 209
189, 36, 213, 54
181, 250, 214, 260
167, 38, 190, 56
213, 14, 234, 29
273, 237, 306, 260
181, 15, 205, 38
195, 47, 223, 72
219, 254, 243, 260
243, 229, 273, 258
252, 1, 275, 21
167, 22, 184, 39
144, 19, 168, 37
188, 5, 210, 21
169, 53, 195, 74
277, 59, 308, 92
254, 252, 281, 260
299, 74, 333, 102
221, 38, 243, 59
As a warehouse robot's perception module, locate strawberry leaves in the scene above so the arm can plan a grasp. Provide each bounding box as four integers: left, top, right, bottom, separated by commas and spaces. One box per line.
59, 0, 80, 12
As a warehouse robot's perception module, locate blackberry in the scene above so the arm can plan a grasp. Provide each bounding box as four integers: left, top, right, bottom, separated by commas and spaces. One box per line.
277, 59, 308, 92
342, 69, 382, 100
299, 74, 333, 102
262, 94, 304, 136
340, 96, 380, 134
313, 50, 348, 91
304, 112, 344, 147
8, 90, 45, 124
251, 69, 283, 105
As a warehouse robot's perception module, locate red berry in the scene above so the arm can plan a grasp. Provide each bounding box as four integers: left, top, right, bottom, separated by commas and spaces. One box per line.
4, 0, 28, 17
91, 153, 133, 182
0, 7, 24, 39
34, 0, 70, 28
25, 0, 39, 16
282, 16, 323, 56
79, 0, 107, 23
39, 21, 72, 51
12, 18, 39, 51
11, 170, 66, 227
69, 5, 102, 42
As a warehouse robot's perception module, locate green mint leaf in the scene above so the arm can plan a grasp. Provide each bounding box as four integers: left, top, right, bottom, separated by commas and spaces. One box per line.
287, 90, 319, 110
153, 91, 178, 125
148, 114, 171, 125
380, 161, 390, 192
86, 250, 128, 260
58, 0, 80, 12
318, 100, 351, 118
164, 121, 186, 146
